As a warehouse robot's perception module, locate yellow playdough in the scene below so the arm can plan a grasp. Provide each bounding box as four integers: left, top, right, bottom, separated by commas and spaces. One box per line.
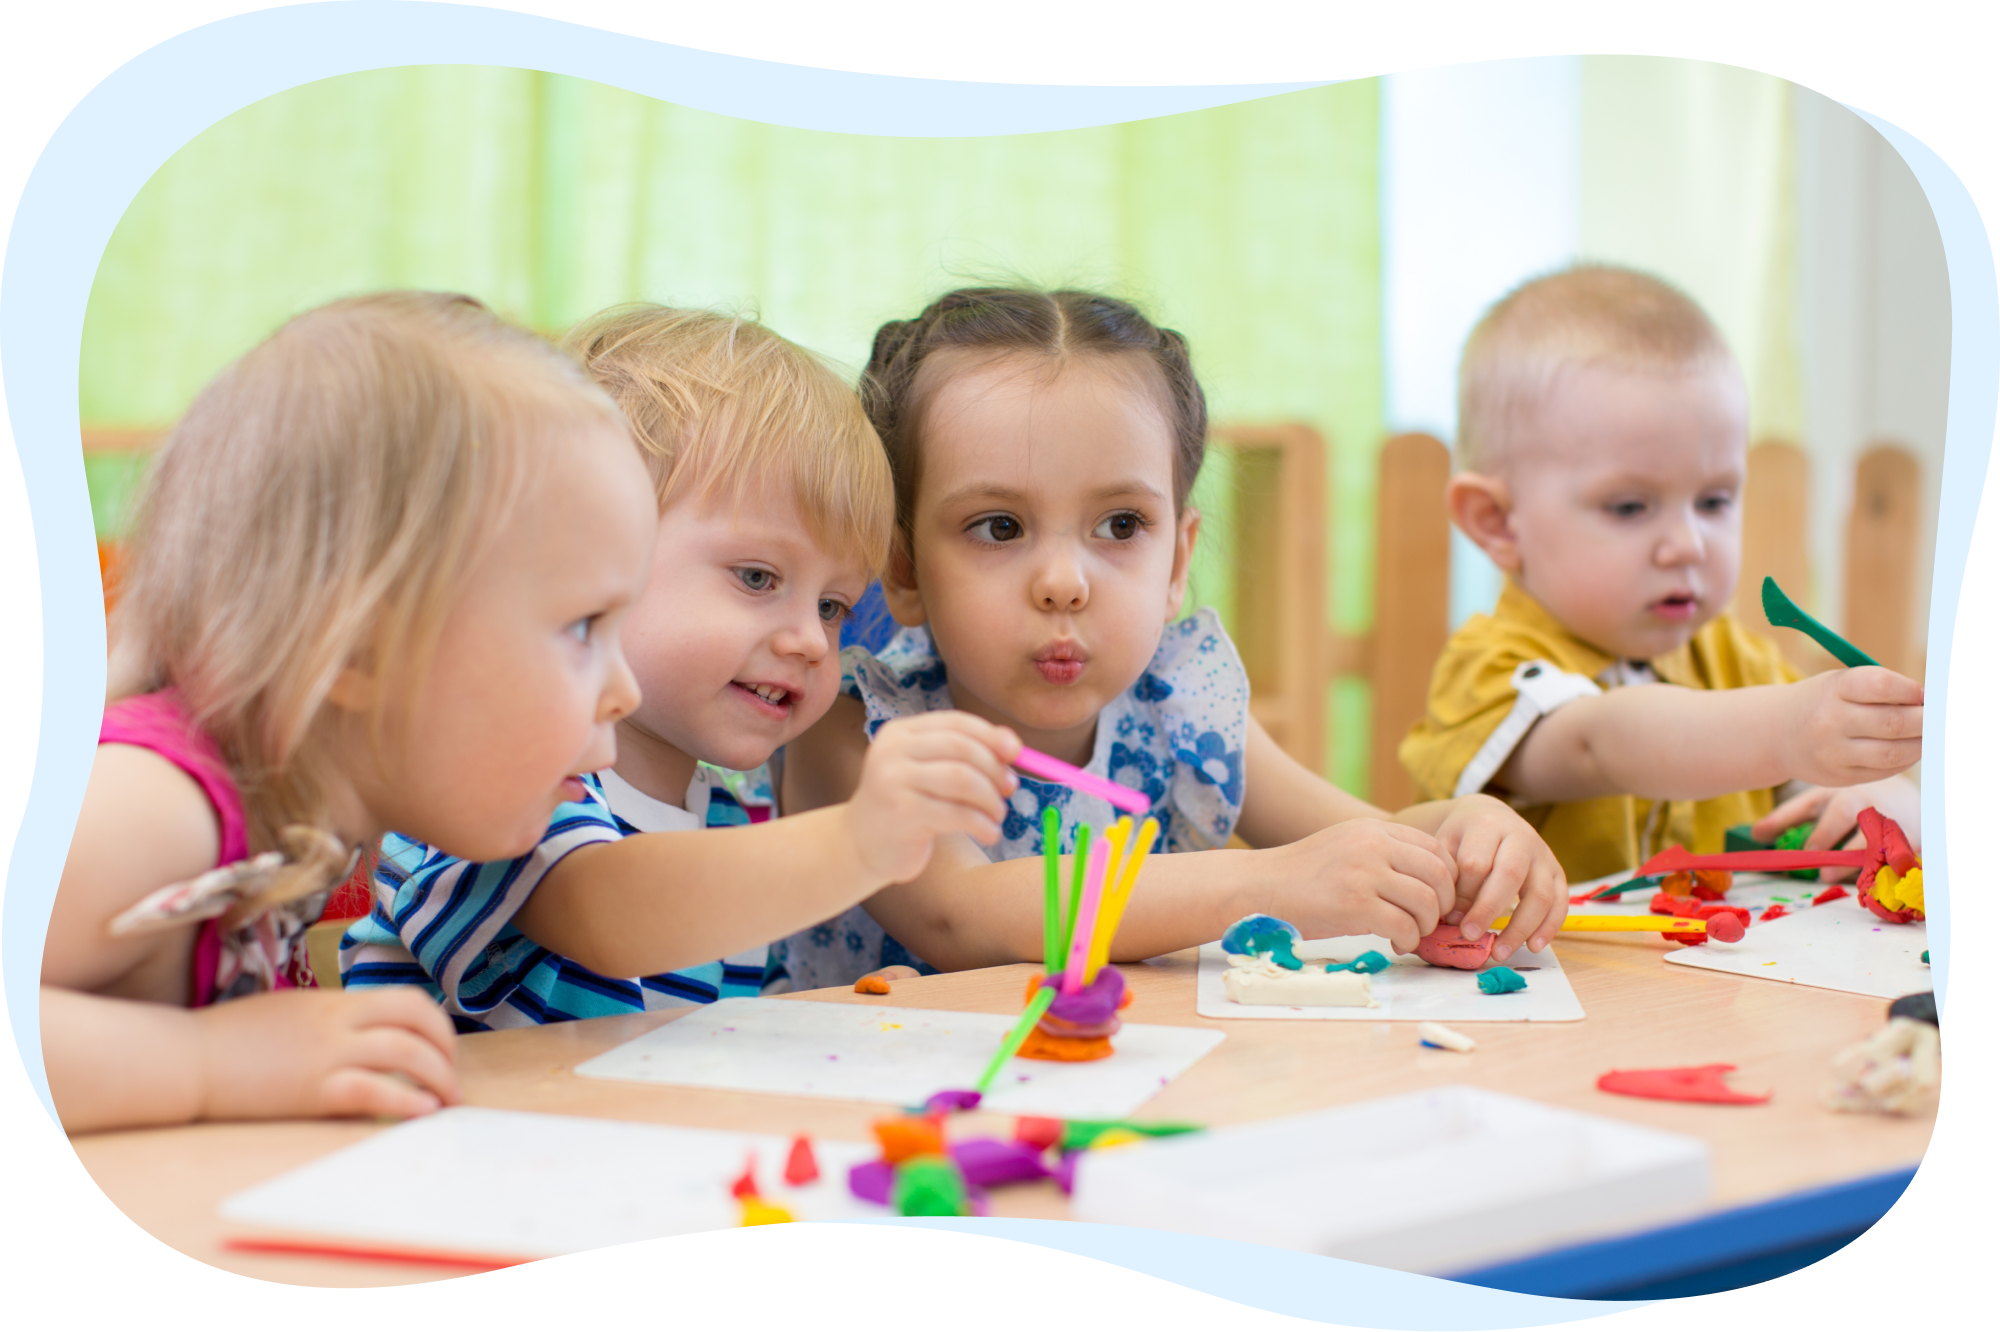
1874, 866, 1925, 914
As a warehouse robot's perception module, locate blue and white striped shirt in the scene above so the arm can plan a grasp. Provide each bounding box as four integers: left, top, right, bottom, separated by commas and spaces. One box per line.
340, 766, 778, 1032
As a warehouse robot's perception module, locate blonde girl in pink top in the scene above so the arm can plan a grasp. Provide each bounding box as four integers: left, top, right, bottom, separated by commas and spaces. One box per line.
41, 293, 662, 1132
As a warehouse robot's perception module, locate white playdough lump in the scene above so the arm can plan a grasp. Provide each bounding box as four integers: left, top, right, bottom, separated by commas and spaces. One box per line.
1223, 955, 1377, 1007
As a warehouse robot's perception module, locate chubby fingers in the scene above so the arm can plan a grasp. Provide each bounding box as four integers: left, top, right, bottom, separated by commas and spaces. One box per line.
318, 1067, 446, 1120
340, 986, 460, 1059
1837, 666, 1924, 708
1452, 832, 1542, 941
1489, 853, 1568, 960
343, 1019, 462, 1107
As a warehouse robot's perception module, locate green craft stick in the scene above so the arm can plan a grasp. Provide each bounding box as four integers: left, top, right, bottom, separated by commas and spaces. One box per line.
1762, 576, 1879, 668
1042, 807, 1061, 976
975, 986, 1057, 1094
1057, 823, 1091, 974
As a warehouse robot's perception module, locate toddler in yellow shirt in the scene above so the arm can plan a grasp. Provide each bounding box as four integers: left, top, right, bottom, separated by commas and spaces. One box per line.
1401, 266, 1923, 883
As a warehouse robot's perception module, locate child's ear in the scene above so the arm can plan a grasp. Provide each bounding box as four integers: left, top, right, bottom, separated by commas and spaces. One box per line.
880, 531, 929, 627
1165, 505, 1202, 619
1447, 473, 1522, 574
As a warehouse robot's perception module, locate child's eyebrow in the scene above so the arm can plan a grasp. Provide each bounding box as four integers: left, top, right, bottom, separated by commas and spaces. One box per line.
935, 480, 1168, 508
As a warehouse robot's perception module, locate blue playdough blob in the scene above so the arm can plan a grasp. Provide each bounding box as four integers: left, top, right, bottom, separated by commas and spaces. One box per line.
1326, 950, 1389, 975
1477, 966, 1527, 995
1220, 914, 1304, 970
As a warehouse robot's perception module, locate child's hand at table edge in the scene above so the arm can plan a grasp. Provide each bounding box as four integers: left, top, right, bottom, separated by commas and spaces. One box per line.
198, 987, 461, 1122
1423, 793, 1568, 961
1257, 820, 1457, 956
1751, 773, 1922, 881
844, 711, 1021, 885
1776, 667, 1923, 789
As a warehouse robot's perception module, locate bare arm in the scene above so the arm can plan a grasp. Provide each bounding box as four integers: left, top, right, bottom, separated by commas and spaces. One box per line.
1497, 668, 1923, 805
519, 710, 1020, 978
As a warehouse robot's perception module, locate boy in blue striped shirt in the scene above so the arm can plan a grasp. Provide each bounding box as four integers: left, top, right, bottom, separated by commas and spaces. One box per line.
341, 307, 1020, 1029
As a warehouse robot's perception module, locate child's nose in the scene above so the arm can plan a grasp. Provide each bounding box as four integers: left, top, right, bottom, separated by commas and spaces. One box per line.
602, 646, 642, 722
1032, 544, 1089, 612
774, 607, 832, 661
1656, 511, 1707, 565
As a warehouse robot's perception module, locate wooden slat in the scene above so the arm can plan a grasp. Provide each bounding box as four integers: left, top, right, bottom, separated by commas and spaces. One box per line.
1734, 440, 1829, 672
82, 427, 164, 454
1369, 433, 1451, 809
1213, 424, 1327, 773
1844, 443, 1922, 678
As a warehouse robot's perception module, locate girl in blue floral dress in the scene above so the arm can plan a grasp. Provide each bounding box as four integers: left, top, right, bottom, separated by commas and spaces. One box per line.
776, 288, 1568, 990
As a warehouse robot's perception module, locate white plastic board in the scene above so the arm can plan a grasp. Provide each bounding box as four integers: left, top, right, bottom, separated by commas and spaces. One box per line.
1071, 1085, 1711, 1274
1194, 935, 1584, 1022
219, 1107, 885, 1259
1569, 870, 1931, 999
574, 997, 1225, 1120
1662, 897, 1930, 998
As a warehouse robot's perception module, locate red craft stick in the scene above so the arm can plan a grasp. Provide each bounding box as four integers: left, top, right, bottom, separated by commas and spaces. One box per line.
1639, 845, 1871, 875
223, 1234, 531, 1269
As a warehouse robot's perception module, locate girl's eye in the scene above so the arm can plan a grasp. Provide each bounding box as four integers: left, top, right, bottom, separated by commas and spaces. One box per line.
1093, 511, 1145, 541
818, 598, 850, 625
735, 567, 777, 593
968, 515, 1023, 543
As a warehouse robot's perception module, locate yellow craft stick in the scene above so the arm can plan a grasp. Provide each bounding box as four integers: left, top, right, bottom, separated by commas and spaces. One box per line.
1085, 817, 1158, 982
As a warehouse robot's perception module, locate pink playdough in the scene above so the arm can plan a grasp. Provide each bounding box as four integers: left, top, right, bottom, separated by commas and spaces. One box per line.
1415, 925, 1496, 969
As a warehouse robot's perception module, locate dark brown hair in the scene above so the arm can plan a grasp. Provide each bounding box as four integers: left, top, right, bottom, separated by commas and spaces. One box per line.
862, 287, 1208, 534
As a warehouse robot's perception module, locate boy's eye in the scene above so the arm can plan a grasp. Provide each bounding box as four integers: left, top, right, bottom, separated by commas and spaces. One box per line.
1093, 511, 1145, 541
735, 567, 777, 593
1606, 499, 1649, 520
1697, 492, 1735, 515
968, 515, 1023, 543
566, 616, 595, 644
818, 597, 850, 624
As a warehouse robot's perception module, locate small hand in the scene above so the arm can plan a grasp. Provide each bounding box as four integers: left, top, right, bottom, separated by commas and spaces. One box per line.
195, 987, 461, 1122
1753, 775, 1921, 881
1429, 794, 1568, 960
844, 712, 1021, 885
1779, 668, 1923, 788
1261, 820, 1457, 956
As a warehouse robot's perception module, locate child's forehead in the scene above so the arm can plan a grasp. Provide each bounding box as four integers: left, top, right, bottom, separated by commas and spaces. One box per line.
1513, 361, 1746, 471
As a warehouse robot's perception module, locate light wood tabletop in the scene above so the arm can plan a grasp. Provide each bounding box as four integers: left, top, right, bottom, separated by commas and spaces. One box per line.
69, 935, 1935, 1288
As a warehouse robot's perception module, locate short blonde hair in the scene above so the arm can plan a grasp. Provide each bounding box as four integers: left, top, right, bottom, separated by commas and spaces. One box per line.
1458, 265, 1736, 472
563, 305, 892, 574
108, 292, 624, 848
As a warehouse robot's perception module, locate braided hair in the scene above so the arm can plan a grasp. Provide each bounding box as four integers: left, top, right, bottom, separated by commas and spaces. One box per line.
862, 287, 1208, 537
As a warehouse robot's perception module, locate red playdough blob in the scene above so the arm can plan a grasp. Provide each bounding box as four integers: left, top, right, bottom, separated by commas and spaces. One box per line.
1415, 925, 1496, 969
1702, 911, 1745, 943
1597, 1064, 1770, 1104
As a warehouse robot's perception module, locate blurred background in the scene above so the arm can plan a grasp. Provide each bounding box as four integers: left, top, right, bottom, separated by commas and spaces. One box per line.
78, 55, 1949, 800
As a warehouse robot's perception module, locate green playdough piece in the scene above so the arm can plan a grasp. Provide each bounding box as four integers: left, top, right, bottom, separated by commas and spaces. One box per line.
1059, 1120, 1205, 1153
1325, 950, 1389, 975
1922, 950, 1930, 965
894, 1155, 970, 1216
1724, 823, 1767, 853
1477, 966, 1527, 995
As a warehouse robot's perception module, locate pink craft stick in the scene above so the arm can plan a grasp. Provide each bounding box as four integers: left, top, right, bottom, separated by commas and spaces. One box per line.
1013, 745, 1151, 815
1061, 840, 1113, 995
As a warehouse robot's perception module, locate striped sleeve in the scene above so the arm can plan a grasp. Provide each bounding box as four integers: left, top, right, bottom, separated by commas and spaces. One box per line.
340, 793, 623, 1024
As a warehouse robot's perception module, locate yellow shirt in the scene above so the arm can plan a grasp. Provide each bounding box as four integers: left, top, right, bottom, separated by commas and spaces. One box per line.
1399, 581, 1803, 882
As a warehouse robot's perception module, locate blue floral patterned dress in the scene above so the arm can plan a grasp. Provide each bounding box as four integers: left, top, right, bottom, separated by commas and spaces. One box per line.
772, 607, 1250, 990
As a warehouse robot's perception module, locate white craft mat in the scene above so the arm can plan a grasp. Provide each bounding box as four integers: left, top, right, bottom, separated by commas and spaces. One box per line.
1568, 870, 1930, 1000
220, 1107, 885, 1259
1194, 935, 1583, 1022
574, 997, 1224, 1119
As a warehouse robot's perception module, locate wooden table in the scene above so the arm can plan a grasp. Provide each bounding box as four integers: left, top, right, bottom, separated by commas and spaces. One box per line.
70, 936, 1934, 1292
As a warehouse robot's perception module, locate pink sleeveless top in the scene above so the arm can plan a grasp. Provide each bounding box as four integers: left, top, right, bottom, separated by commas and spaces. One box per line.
100, 691, 301, 1006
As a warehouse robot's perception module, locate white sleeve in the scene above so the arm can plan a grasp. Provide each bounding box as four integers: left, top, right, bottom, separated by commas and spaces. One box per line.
1452, 660, 1603, 798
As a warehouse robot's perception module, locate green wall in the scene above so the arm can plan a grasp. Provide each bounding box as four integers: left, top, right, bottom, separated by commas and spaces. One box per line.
80, 67, 1385, 790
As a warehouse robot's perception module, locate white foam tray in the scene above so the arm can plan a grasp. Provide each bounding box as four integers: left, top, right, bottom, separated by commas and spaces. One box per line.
1071, 1085, 1710, 1274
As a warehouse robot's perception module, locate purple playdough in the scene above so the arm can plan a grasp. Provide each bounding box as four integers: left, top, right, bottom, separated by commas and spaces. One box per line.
847, 1159, 894, 1205
948, 1137, 1053, 1188
1040, 966, 1126, 1027
925, 1089, 984, 1114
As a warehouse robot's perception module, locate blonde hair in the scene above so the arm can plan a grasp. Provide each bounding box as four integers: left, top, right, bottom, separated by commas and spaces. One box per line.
1458, 265, 1736, 471
562, 305, 892, 574
108, 291, 624, 852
